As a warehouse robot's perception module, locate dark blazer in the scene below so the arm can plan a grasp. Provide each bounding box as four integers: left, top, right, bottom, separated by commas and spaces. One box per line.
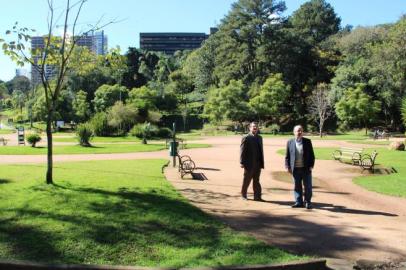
240, 133, 264, 170
285, 137, 315, 171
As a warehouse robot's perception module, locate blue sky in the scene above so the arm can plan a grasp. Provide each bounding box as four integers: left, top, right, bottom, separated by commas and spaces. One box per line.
0, 0, 405, 82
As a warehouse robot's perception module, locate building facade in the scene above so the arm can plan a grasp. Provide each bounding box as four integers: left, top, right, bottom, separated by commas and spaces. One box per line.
31, 31, 108, 85
139, 32, 209, 55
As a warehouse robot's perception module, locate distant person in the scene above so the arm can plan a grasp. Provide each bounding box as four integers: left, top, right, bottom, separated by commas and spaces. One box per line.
240, 122, 264, 201
285, 125, 315, 209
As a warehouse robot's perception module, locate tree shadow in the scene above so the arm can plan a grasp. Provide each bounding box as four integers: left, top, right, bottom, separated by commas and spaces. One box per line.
222, 211, 404, 259
0, 179, 11, 184
272, 200, 397, 216
0, 185, 283, 266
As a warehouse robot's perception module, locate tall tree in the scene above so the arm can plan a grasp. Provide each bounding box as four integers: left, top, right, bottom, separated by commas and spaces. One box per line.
289, 0, 341, 45
213, 0, 286, 85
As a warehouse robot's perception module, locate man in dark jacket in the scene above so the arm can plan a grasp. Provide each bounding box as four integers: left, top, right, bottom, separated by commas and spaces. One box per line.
240, 122, 264, 201
285, 125, 315, 209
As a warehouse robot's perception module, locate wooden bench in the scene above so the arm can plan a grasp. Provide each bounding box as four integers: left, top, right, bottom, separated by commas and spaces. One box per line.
332, 147, 363, 165
360, 151, 378, 172
177, 154, 196, 178
0, 137, 8, 146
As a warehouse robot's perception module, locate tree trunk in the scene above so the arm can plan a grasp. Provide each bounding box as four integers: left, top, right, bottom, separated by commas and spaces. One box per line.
46, 112, 53, 185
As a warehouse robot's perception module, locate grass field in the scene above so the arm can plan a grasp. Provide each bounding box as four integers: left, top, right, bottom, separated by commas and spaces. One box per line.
0, 160, 303, 267
0, 129, 14, 134
0, 143, 210, 155
277, 147, 406, 198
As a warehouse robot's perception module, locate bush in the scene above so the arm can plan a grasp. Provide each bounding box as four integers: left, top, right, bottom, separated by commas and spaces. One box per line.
262, 124, 280, 135
130, 122, 156, 143
76, 123, 94, 147
90, 112, 110, 136
129, 123, 145, 139
26, 133, 41, 147
156, 127, 172, 138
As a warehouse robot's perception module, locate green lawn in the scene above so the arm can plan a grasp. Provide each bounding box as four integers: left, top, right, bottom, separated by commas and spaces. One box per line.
53, 136, 142, 143
0, 129, 15, 134
0, 160, 302, 267
0, 143, 210, 155
277, 147, 406, 197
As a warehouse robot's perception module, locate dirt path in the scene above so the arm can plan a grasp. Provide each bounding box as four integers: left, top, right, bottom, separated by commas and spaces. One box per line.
164, 136, 406, 262
1, 135, 405, 262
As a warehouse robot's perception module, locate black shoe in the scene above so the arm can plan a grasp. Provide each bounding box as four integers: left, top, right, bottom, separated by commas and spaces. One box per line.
306, 202, 313, 209
241, 195, 248, 200
254, 198, 264, 202
291, 203, 304, 208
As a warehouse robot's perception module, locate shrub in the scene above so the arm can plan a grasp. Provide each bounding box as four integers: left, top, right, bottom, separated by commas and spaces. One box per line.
76, 123, 93, 147
156, 127, 172, 138
90, 112, 110, 136
130, 122, 156, 144
129, 123, 144, 139
26, 133, 41, 147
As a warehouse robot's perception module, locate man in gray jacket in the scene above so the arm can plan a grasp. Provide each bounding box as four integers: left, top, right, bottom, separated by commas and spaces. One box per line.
285, 125, 315, 209
240, 122, 264, 201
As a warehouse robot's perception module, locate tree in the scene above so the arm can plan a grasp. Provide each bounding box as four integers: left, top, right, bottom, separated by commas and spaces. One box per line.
217, 80, 251, 124
72, 90, 90, 122
249, 73, 290, 124
93, 84, 128, 112
203, 87, 223, 124
289, 0, 341, 45
212, 0, 286, 85
335, 84, 381, 134
0, 0, 113, 184
107, 101, 137, 135
10, 75, 31, 96
0, 83, 8, 99
401, 97, 406, 128
308, 83, 331, 137
168, 70, 194, 131
11, 90, 26, 114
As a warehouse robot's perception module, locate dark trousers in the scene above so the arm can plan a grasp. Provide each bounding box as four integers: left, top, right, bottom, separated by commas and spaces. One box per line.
292, 167, 312, 205
242, 167, 262, 199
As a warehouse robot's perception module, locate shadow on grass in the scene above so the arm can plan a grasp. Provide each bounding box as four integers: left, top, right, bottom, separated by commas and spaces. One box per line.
0, 179, 11, 184
0, 185, 284, 266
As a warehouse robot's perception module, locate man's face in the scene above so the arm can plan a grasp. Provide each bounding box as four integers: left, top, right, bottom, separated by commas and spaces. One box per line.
294, 126, 303, 139
250, 123, 259, 135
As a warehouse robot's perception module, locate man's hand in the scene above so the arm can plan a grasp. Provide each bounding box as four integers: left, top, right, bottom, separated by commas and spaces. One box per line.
287, 168, 292, 174
240, 164, 244, 168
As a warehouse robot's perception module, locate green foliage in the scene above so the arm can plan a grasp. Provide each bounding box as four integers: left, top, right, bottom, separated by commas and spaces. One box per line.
289, 0, 341, 45
107, 101, 137, 136
26, 133, 41, 147
89, 112, 110, 137
335, 84, 381, 133
129, 122, 156, 143
93, 84, 129, 112
75, 123, 93, 147
402, 98, 406, 127
156, 127, 172, 138
72, 90, 90, 122
212, 0, 286, 85
249, 74, 290, 123
203, 88, 223, 124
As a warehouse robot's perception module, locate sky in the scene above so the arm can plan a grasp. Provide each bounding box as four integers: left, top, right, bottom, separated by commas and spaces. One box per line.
0, 0, 405, 82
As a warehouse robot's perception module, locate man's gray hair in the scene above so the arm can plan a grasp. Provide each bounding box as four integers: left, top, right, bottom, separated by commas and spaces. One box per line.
293, 125, 303, 132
